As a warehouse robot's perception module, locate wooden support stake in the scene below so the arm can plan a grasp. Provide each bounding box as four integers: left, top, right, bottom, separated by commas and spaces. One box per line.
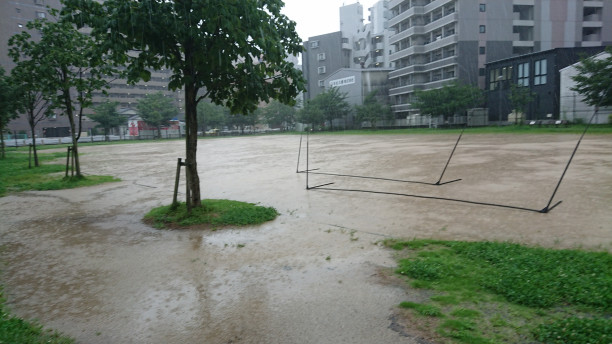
172, 158, 183, 207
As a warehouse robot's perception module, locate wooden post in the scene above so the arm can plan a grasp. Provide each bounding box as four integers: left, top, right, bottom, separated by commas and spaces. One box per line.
28, 144, 32, 169
172, 158, 183, 207
71, 146, 75, 177
65, 146, 72, 177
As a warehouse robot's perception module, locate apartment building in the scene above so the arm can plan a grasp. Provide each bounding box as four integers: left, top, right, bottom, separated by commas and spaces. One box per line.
387, 0, 612, 118
1, 0, 181, 137
303, 1, 395, 102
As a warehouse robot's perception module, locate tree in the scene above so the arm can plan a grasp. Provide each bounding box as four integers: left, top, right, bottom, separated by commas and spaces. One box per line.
571, 47, 612, 108
260, 99, 297, 130
508, 83, 534, 124
298, 100, 324, 130
354, 90, 393, 130
136, 93, 178, 139
0, 68, 20, 159
7, 63, 53, 166
197, 102, 228, 132
89, 100, 124, 141
63, 0, 306, 210
9, 15, 113, 177
412, 82, 483, 119
311, 87, 351, 131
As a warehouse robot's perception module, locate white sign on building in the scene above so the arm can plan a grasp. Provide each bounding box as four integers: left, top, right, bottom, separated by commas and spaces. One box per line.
329, 76, 356, 88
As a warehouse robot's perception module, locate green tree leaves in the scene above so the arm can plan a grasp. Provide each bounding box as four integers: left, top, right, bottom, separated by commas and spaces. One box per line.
136, 93, 178, 138
8, 15, 112, 173
571, 47, 612, 108
62, 0, 306, 208
412, 82, 483, 119
355, 90, 393, 129
259, 100, 297, 130
89, 101, 124, 140
299, 87, 351, 130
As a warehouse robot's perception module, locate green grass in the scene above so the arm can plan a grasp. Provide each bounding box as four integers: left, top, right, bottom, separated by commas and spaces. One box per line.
143, 199, 278, 229
384, 239, 612, 343
399, 301, 443, 317
0, 151, 119, 196
0, 292, 74, 343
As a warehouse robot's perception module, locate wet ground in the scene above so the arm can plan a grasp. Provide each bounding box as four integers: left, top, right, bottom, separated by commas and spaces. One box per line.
1, 133, 611, 343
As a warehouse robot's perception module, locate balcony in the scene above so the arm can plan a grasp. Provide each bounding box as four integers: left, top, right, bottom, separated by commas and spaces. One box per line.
389, 64, 426, 79
390, 44, 426, 61
424, 0, 451, 13
513, 19, 534, 27
388, 6, 425, 28
513, 39, 534, 47
389, 25, 425, 45
423, 12, 458, 33
422, 34, 458, 52
583, 1, 604, 7
391, 103, 413, 113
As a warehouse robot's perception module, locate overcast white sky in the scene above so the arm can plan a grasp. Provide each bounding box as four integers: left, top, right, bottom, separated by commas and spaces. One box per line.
282, 0, 379, 42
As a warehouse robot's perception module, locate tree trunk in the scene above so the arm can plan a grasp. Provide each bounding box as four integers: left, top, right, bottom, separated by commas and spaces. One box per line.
0, 127, 5, 159
63, 89, 81, 177
184, 82, 201, 209
28, 117, 39, 167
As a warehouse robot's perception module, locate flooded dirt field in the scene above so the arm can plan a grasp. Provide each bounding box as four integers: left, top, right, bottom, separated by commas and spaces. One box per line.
1, 133, 611, 343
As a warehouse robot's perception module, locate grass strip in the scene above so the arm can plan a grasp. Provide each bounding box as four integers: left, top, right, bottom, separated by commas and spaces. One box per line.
0, 151, 119, 197
385, 239, 612, 343
143, 199, 278, 229
0, 291, 74, 344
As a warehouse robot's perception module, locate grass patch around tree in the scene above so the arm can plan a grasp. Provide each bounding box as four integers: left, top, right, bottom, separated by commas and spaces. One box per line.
383, 239, 612, 344
143, 199, 279, 230
0, 151, 119, 197
0, 291, 74, 344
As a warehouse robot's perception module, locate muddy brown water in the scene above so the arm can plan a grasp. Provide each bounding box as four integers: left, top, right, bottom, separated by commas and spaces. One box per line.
1, 133, 611, 343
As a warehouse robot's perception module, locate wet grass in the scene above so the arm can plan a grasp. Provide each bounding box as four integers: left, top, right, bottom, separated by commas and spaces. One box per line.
0, 151, 120, 197
144, 199, 278, 229
384, 239, 612, 344
0, 291, 74, 343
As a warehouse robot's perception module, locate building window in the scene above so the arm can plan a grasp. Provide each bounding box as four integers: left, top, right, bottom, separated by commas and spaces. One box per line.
479, 68, 486, 76
310, 41, 319, 49
480, 4, 486, 12
534, 59, 547, 85
35, 0, 44, 5
317, 53, 326, 61
317, 66, 326, 74
518, 62, 530, 86
479, 25, 486, 33
318, 80, 325, 87
479, 46, 486, 54
36, 11, 46, 18
16, 8, 21, 13
342, 37, 349, 44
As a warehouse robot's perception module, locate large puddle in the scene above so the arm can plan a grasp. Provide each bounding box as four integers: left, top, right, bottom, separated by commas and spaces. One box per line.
1, 134, 611, 343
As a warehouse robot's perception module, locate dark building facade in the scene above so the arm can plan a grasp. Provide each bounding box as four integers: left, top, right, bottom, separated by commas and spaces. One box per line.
485, 47, 608, 122
302, 32, 351, 101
